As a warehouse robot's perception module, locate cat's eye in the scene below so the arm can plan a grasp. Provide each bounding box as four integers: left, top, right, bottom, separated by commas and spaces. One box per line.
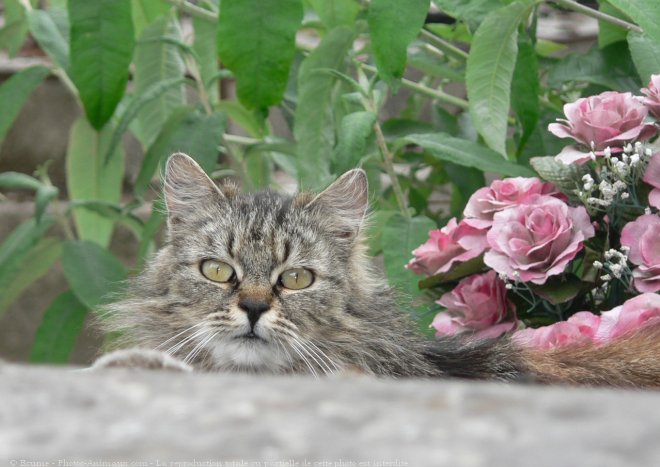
200, 259, 235, 283
279, 268, 314, 290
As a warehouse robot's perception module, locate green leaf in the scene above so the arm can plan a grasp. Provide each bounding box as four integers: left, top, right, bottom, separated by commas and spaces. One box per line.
69, 0, 135, 129
0, 0, 29, 57
104, 77, 188, 165
244, 148, 273, 190
628, 32, 660, 83
138, 198, 165, 265
69, 200, 145, 239
366, 209, 397, 256
529, 156, 589, 201
294, 26, 354, 190
466, 1, 533, 155
433, 0, 505, 32
308, 0, 360, 28
62, 240, 127, 310
445, 163, 485, 217
0, 234, 60, 317
333, 111, 376, 175
548, 41, 640, 92
368, 0, 429, 89
66, 117, 125, 248
217, 0, 303, 110
403, 133, 535, 177
27, 9, 70, 72
216, 100, 265, 138
607, 0, 660, 44
0, 65, 50, 148
511, 33, 539, 157
131, 0, 170, 38
30, 290, 88, 364
418, 256, 486, 289
135, 108, 225, 195
0, 172, 42, 190
133, 14, 186, 148
530, 275, 583, 305
0, 172, 59, 222
598, 1, 630, 48
35, 185, 59, 223
382, 214, 436, 298
193, 15, 219, 104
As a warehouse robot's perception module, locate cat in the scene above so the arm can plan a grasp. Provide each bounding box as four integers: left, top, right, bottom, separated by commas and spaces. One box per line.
95, 153, 660, 387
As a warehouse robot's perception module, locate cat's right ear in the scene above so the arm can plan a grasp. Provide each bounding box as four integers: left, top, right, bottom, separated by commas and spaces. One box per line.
164, 153, 224, 223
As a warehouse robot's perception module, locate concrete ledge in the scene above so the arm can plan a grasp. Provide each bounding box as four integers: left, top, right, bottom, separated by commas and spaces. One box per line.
2, 364, 660, 467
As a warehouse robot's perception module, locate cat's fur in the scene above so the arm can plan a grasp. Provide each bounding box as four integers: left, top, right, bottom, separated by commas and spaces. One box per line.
98, 153, 660, 388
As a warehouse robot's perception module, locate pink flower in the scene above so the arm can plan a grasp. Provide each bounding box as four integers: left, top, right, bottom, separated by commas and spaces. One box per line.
620, 214, 660, 293
484, 195, 595, 284
513, 312, 601, 350
643, 152, 660, 210
549, 91, 657, 165
432, 271, 516, 339
641, 75, 660, 119
596, 294, 660, 341
463, 177, 564, 226
406, 218, 487, 276
513, 295, 660, 350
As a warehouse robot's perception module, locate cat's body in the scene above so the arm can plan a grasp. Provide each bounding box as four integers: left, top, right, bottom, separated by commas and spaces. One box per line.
98, 153, 660, 388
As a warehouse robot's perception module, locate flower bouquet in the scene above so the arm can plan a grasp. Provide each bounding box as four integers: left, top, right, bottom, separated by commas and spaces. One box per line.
407, 77, 660, 349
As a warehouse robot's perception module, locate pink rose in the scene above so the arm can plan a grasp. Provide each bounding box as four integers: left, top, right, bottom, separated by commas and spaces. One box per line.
596, 294, 660, 341
642, 152, 660, 210
641, 75, 660, 119
620, 214, 660, 293
512, 312, 601, 350
406, 218, 487, 276
463, 177, 564, 226
432, 271, 516, 339
484, 195, 595, 284
549, 91, 657, 165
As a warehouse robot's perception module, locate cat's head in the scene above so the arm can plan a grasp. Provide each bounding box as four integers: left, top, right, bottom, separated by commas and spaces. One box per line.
134, 153, 381, 373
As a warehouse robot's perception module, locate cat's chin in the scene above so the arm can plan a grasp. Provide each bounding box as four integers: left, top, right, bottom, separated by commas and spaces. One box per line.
208, 336, 290, 373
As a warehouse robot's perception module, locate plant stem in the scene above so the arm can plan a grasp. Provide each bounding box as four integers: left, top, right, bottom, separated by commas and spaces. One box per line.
420, 28, 469, 61
359, 92, 408, 216
551, 0, 642, 33
360, 63, 469, 110
224, 134, 260, 145
162, 0, 216, 21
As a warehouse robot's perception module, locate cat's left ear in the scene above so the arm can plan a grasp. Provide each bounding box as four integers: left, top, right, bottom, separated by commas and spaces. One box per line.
164, 153, 224, 223
306, 169, 369, 236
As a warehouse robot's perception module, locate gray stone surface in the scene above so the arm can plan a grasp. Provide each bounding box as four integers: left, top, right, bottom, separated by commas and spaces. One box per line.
2, 364, 660, 467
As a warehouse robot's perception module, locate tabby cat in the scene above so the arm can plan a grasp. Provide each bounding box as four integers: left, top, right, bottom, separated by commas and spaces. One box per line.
96, 153, 660, 387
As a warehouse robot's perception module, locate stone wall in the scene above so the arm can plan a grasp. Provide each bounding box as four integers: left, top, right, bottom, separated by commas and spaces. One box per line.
2, 363, 660, 467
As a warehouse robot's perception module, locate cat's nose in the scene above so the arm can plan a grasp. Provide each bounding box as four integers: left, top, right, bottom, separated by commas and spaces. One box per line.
238, 298, 271, 329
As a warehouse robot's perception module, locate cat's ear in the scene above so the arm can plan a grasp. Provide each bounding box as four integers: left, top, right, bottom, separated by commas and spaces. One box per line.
164, 153, 224, 222
306, 169, 369, 236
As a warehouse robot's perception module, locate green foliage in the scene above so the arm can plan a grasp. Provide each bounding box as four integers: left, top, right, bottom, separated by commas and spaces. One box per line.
218, 0, 303, 111
0, 0, 655, 363
368, 0, 430, 89
0, 65, 50, 147
62, 240, 127, 310
68, 0, 135, 129
66, 118, 124, 248
30, 291, 88, 364
466, 0, 536, 155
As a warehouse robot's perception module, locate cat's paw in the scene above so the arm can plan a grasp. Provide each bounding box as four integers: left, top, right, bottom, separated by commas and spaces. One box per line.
91, 348, 194, 372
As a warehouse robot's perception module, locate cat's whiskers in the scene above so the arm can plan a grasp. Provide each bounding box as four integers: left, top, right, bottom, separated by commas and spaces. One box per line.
155, 322, 205, 351
293, 337, 336, 374
301, 338, 341, 372
183, 331, 218, 365
286, 338, 319, 378
165, 327, 208, 356
270, 323, 338, 375
273, 336, 296, 374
